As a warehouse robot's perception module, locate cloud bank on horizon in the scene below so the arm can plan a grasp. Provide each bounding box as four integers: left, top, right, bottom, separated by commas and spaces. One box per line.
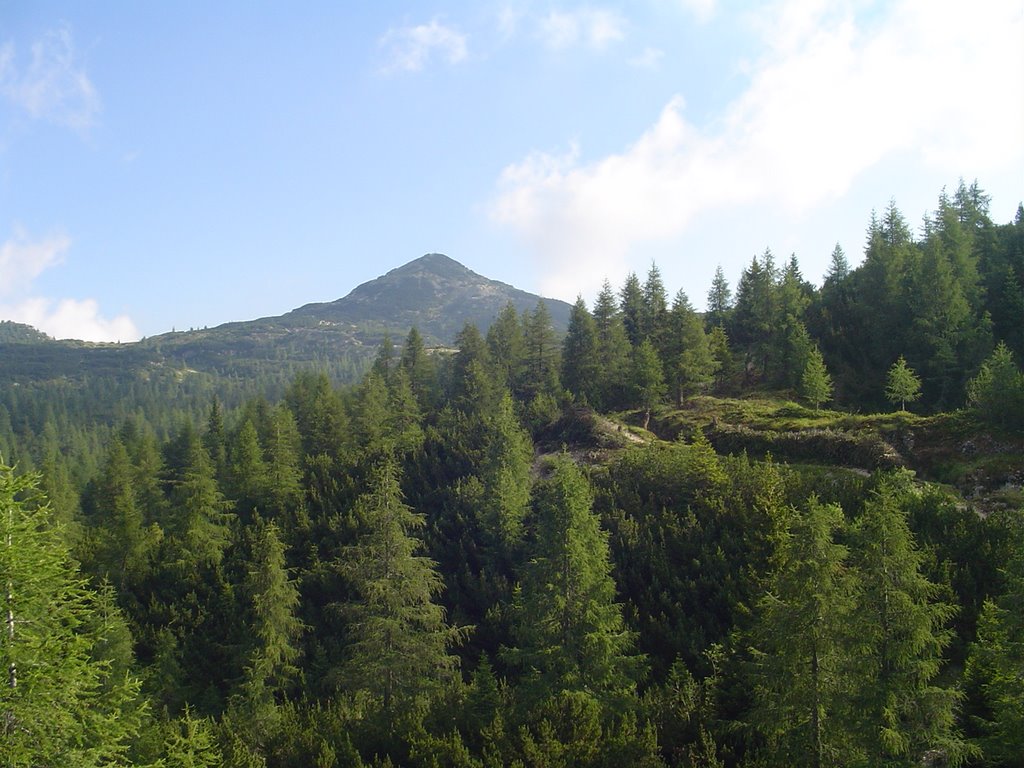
490, 0, 1024, 301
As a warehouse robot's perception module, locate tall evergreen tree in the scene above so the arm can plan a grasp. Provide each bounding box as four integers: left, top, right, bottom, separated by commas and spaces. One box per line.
964, 509, 1024, 763
338, 457, 462, 721
1, 464, 144, 766
170, 434, 234, 568
847, 474, 969, 766
665, 289, 718, 405
620, 272, 645, 348
593, 280, 633, 409
630, 338, 666, 430
748, 497, 858, 767
519, 300, 562, 404
233, 519, 303, 729
706, 265, 733, 329
561, 297, 600, 405
504, 457, 640, 709
487, 302, 526, 394
399, 326, 438, 411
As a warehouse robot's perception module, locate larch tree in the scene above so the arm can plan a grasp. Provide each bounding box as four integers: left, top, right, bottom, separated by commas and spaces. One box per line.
800, 343, 833, 411
885, 356, 922, 412
747, 497, 858, 768
504, 456, 640, 710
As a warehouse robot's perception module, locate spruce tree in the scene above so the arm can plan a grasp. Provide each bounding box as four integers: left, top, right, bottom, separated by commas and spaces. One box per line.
339, 457, 462, 721
847, 474, 969, 766
706, 265, 733, 329
630, 339, 666, 429
964, 510, 1024, 763
561, 297, 600, 405
1, 464, 144, 766
593, 280, 632, 409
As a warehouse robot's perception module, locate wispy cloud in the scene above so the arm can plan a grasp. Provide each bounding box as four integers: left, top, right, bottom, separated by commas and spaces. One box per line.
490, 0, 1024, 299
0, 227, 70, 296
0, 229, 139, 342
379, 19, 468, 73
679, 0, 717, 23
538, 8, 626, 51
0, 24, 100, 132
629, 46, 664, 70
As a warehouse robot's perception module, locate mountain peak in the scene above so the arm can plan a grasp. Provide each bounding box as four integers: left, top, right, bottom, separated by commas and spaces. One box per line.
288, 253, 571, 344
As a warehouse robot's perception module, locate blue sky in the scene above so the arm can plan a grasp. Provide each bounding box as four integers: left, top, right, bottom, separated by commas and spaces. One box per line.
1, 1, 1022, 342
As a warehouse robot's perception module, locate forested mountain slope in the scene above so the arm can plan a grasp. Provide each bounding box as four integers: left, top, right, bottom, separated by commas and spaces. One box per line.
0, 181, 1022, 767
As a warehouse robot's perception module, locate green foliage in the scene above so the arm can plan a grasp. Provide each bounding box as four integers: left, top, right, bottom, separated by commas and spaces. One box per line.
504, 457, 641, 710
964, 509, 1024, 764
747, 497, 858, 767
885, 356, 922, 412
338, 457, 463, 720
967, 341, 1024, 432
799, 343, 833, 411
846, 473, 971, 766
0, 464, 145, 766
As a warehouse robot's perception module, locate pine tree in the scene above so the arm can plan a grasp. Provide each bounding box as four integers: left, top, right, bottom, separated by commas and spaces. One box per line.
171, 434, 234, 568
230, 419, 268, 517
824, 243, 850, 285
642, 262, 669, 354
1, 464, 144, 766
666, 289, 718, 405
92, 436, 152, 587
885, 356, 922, 412
264, 405, 305, 515
504, 456, 640, 709
520, 300, 561, 403
338, 457, 463, 721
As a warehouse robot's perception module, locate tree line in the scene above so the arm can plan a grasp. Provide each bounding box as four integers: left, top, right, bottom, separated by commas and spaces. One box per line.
1, 180, 1022, 766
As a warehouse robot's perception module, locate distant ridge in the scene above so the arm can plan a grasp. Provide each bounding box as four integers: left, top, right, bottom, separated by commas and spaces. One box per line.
0, 254, 572, 383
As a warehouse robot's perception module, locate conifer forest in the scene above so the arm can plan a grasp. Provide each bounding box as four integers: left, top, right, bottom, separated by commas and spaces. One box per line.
1, 181, 1023, 767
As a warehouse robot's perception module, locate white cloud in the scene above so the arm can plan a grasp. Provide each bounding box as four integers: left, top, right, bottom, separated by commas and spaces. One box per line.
538, 8, 626, 50
0, 228, 70, 296
1, 297, 139, 343
379, 19, 468, 73
0, 230, 140, 342
0, 24, 100, 132
491, 0, 1024, 299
